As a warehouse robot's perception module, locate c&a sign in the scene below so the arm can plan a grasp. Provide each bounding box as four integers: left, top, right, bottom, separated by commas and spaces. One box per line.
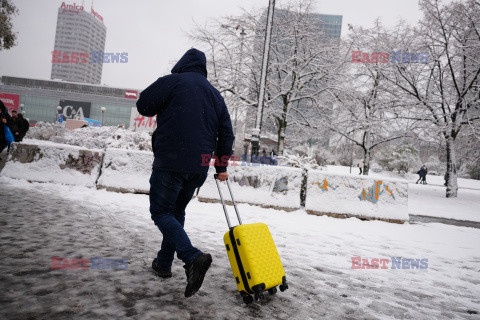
59, 100, 91, 119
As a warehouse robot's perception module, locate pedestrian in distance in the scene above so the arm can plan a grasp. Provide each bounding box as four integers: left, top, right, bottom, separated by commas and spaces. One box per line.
261, 148, 268, 164
137, 48, 235, 298
416, 165, 427, 184
421, 166, 428, 184
358, 164, 363, 175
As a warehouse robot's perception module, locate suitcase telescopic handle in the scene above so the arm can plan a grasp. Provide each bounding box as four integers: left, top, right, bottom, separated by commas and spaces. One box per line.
214, 173, 243, 228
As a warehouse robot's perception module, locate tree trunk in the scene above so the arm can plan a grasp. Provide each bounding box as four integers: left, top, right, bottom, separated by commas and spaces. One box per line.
277, 120, 286, 155
300, 168, 307, 207
445, 136, 458, 198
363, 148, 371, 175
362, 131, 371, 175
277, 103, 288, 156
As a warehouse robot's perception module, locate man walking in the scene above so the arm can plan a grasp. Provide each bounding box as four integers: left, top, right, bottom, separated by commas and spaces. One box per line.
137, 48, 234, 298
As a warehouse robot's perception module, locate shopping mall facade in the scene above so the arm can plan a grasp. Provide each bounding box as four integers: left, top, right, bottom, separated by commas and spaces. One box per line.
0, 76, 155, 132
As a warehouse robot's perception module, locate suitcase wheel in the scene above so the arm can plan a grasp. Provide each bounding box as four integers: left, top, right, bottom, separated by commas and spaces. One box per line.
254, 292, 265, 301
242, 294, 254, 304
268, 287, 277, 295
279, 284, 288, 292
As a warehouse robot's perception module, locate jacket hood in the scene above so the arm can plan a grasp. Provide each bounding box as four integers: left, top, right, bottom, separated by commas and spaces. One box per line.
171, 48, 207, 77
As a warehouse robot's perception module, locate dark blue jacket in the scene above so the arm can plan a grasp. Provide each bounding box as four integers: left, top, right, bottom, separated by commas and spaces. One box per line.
136, 48, 235, 173
0, 101, 13, 149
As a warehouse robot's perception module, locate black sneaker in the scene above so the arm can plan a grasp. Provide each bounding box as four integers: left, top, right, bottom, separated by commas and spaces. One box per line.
184, 253, 212, 298
152, 258, 172, 278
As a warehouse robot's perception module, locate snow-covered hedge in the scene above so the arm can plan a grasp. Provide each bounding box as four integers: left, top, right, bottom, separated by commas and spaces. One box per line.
26, 122, 152, 151
96, 148, 153, 193
1, 141, 104, 187
197, 164, 304, 211
305, 170, 409, 222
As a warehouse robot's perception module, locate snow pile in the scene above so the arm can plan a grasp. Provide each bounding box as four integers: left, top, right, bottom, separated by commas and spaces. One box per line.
198, 164, 303, 210
1, 141, 104, 187
26, 122, 152, 151
97, 148, 153, 193
306, 170, 409, 222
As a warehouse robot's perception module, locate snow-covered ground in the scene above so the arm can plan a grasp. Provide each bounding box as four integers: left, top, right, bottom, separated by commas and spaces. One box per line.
0, 176, 479, 319
325, 165, 480, 190
325, 165, 480, 222
409, 184, 480, 222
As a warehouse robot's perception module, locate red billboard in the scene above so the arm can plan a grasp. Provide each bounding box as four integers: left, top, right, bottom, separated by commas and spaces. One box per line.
125, 90, 138, 99
0, 93, 20, 112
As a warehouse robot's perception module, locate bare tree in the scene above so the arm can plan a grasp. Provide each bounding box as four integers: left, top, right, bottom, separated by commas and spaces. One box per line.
188, 0, 343, 155
379, 0, 480, 197
322, 20, 412, 175
260, 1, 342, 155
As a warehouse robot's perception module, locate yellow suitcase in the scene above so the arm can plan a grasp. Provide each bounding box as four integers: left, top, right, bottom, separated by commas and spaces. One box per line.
214, 175, 288, 304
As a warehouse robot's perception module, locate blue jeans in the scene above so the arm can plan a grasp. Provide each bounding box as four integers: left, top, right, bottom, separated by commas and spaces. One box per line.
149, 170, 208, 269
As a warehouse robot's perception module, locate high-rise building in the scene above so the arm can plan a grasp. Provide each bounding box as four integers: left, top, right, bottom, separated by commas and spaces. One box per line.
311, 13, 342, 38
51, 2, 106, 84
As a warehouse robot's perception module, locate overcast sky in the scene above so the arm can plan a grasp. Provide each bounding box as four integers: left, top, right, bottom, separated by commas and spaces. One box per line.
0, 0, 423, 90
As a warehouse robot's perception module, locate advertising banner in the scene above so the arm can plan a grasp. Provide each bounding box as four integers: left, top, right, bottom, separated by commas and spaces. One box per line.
124, 90, 138, 99
83, 118, 102, 127
0, 93, 20, 112
129, 107, 156, 133
59, 100, 91, 119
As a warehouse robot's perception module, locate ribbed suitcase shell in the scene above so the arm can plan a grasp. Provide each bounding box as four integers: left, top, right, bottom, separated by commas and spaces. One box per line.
223, 223, 285, 294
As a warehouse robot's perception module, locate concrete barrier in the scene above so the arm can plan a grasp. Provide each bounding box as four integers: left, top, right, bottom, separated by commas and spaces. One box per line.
305, 170, 409, 223
197, 164, 303, 211
1, 141, 104, 187
96, 148, 153, 194
1, 141, 410, 224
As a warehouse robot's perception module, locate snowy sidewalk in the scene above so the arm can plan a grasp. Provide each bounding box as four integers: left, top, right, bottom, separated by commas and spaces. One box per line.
408, 184, 480, 223
0, 177, 479, 319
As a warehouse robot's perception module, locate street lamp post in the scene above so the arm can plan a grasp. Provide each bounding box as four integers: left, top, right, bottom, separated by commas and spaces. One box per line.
233, 28, 247, 153
251, 0, 276, 158
56, 106, 62, 123
220, 25, 247, 154
101, 107, 106, 126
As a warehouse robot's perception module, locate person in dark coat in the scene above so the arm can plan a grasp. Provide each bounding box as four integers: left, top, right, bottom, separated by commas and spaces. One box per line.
421, 166, 428, 184
10, 111, 29, 142
0, 101, 13, 157
416, 165, 427, 184
137, 48, 234, 298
